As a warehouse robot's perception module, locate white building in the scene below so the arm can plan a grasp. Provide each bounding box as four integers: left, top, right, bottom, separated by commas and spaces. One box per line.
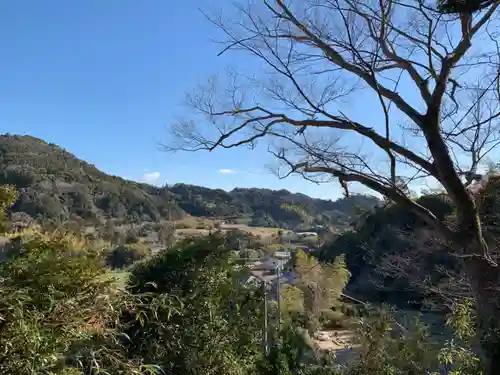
296, 231, 318, 237
274, 250, 291, 259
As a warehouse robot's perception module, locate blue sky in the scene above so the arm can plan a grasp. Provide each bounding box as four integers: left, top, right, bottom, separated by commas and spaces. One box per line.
1, 1, 491, 200
0, 0, 354, 199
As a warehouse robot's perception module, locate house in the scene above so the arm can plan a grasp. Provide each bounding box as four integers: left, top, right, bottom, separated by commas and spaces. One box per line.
237, 259, 300, 302
274, 250, 291, 259
296, 231, 318, 237
260, 256, 289, 271
239, 274, 263, 288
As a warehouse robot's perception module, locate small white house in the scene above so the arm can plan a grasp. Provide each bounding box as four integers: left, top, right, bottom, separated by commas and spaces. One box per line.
296, 231, 318, 237
274, 250, 291, 259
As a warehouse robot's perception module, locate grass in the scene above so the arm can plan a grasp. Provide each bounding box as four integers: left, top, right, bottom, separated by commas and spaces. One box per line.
171, 215, 282, 240
220, 223, 280, 238
173, 215, 215, 229
108, 270, 130, 288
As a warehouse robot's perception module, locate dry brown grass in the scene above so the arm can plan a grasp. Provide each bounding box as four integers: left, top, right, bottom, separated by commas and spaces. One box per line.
172, 216, 281, 239
176, 228, 211, 237
174, 215, 215, 228
219, 223, 280, 238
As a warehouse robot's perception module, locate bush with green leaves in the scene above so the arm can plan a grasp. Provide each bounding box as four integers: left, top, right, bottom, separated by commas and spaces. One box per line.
105, 243, 150, 269
0, 184, 18, 233
292, 250, 350, 334
342, 304, 481, 375
0, 236, 130, 374
256, 301, 482, 375
123, 234, 266, 375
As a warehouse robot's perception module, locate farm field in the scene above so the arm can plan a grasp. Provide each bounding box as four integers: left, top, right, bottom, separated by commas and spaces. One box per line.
172, 216, 282, 239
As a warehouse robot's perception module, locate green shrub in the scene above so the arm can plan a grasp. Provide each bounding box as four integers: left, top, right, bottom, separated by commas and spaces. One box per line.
106, 243, 149, 269
0, 237, 125, 374
320, 309, 350, 330
257, 303, 481, 375
123, 234, 265, 375
0, 185, 17, 233
124, 232, 139, 244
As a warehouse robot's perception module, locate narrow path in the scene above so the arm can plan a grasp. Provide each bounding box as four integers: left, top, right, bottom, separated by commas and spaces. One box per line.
312, 329, 357, 364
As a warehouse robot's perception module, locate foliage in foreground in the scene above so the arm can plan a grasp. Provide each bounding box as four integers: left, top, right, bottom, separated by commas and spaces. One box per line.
0, 232, 267, 374
0, 237, 127, 374
124, 235, 265, 375
0, 209, 484, 375
281, 250, 350, 332
261, 304, 481, 375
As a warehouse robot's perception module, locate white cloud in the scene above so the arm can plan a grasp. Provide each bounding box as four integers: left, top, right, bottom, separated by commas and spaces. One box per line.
218, 169, 234, 174
142, 171, 161, 184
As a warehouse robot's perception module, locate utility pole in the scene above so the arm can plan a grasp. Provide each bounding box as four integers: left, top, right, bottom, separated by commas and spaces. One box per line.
276, 264, 281, 335
262, 280, 268, 355
238, 238, 246, 265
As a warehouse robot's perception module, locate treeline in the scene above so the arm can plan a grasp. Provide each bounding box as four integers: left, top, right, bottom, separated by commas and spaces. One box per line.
170, 184, 379, 229
0, 135, 184, 226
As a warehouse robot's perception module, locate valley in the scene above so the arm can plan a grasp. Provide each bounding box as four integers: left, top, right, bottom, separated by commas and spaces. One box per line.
1, 135, 498, 374
2, 0, 500, 372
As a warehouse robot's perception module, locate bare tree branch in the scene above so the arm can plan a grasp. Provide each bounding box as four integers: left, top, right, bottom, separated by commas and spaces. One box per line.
165, 1, 500, 368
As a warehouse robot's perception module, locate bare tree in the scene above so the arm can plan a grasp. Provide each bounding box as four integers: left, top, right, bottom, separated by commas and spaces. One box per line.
167, 0, 500, 372
374, 225, 474, 307
376, 174, 500, 308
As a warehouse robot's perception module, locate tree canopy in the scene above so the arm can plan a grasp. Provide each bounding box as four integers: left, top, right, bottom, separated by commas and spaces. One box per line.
438, 0, 498, 14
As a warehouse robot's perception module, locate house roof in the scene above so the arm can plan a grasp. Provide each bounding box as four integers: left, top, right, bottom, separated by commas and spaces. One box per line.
274, 250, 291, 258
249, 257, 282, 270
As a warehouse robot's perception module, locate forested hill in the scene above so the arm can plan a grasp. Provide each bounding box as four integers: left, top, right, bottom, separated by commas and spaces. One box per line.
0, 134, 185, 226
0, 134, 380, 229
168, 184, 380, 229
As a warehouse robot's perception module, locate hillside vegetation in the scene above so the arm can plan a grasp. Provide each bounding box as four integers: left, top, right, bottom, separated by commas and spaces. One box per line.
0, 134, 379, 230
168, 184, 379, 229
320, 176, 500, 308
0, 135, 184, 226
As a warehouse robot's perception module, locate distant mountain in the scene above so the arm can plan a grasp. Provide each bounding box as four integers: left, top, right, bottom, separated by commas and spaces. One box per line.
0, 134, 380, 229
0, 134, 184, 226
168, 184, 380, 229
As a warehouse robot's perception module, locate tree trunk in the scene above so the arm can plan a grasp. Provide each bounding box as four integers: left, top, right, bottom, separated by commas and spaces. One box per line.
464, 243, 500, 375
448, 194, 500, 375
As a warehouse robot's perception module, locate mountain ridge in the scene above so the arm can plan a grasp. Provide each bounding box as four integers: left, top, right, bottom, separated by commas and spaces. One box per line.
0, 134, 380, 229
